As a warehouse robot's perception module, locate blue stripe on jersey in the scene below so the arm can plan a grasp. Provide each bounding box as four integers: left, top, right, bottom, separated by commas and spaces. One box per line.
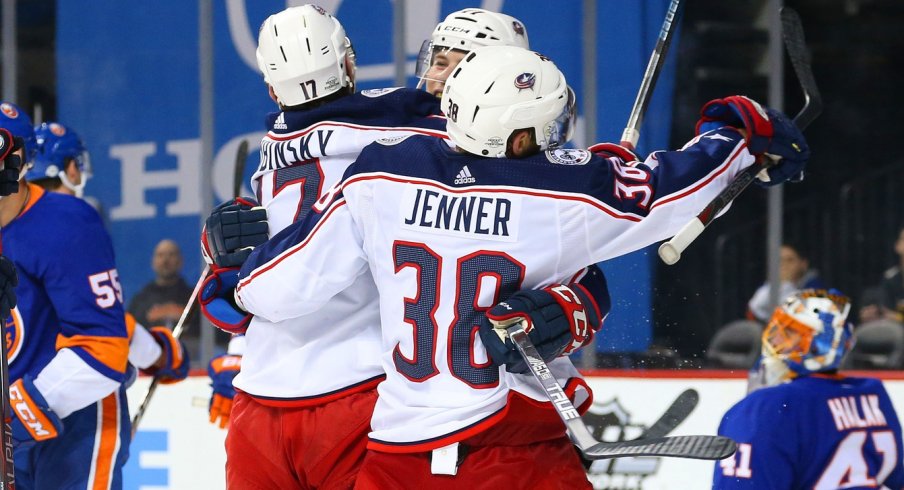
344, 128, 746, 218
265, 88, 445, 133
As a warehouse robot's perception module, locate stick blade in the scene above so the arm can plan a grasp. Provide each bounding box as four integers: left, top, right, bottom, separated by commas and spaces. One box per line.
781, 7, 823, 129
583, 434, 737, 461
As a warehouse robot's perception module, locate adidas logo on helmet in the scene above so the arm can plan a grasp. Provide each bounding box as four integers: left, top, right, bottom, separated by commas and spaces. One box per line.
454, 165, 475, 184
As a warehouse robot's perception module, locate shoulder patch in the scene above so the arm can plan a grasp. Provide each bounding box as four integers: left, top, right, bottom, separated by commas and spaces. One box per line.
546, 148, 591, 166
375, 134, 413, 146
361, 87, 403, 98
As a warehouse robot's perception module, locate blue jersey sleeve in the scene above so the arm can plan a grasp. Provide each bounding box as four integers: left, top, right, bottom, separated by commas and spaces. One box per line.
38, 197, 128, 380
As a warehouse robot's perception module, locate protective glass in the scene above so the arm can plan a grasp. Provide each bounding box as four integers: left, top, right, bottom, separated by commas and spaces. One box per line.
545, 86, 577, 149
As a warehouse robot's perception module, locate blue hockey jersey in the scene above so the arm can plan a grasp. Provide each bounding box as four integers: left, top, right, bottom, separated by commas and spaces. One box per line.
2, 184, 128, 419
714, 375, 904, 489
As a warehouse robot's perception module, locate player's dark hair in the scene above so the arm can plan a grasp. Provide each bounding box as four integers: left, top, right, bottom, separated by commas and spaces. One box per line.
29, 176, 63, 191
782, 241, 809, 261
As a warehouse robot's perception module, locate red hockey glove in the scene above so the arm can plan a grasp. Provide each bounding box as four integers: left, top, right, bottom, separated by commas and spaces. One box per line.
479, 283, 604, 374
141, 326, 189, 384
208, 354, 241, 429
588, 142, 641, 163
10, 376, 63, 447
695, 95, 810, 186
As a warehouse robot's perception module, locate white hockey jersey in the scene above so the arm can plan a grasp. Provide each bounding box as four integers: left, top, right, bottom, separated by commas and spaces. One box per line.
237, 128, 757, 449
233, 88, 447, 404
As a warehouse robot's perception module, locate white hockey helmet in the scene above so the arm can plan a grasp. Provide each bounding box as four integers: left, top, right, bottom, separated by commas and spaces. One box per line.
752, 288, 854, 389
416, 8, 529, 83
441, 45, 575, 158
256, 5, 355, 107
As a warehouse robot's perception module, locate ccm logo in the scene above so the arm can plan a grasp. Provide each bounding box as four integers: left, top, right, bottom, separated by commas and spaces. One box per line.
9, 383, 57, 440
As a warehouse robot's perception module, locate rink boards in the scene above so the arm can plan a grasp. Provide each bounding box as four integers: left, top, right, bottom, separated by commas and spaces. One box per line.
123, 371, 904, 490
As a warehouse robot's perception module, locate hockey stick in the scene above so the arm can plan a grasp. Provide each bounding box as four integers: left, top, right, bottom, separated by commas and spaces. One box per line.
232, 139, 250, 198
0, 255, 13, 489
130, 265, 208, 437
507, 325, 736, 460
620, 0, 682, 149
658, 7, 822, 265
635, 388, 698, 440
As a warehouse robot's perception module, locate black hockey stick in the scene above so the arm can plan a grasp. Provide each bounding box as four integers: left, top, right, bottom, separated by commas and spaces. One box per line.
0, 243, 14, 490
507, 325, 736, 460
635, 388, 699, 440
658, 7, 822, 265
621, 0, 682, 149
130, 267, 208, 437
233, 139, 250, 198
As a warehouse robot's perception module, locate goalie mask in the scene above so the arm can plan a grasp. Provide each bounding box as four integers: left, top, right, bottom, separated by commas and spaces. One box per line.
30, 122, 92, 197
416, 9, 529, 92
441, 45, 575, 158
753, 288, 854, 389
256, 5, 356, 107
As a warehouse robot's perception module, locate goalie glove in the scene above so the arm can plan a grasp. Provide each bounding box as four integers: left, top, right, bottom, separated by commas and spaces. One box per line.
10, 375, 64, 447
695, 95, 810, 186
0, 128, 23, 197
141, 326, 189, 384
202, 197, 268, 269
478, 269, 607, 374
208, 354, 241, 429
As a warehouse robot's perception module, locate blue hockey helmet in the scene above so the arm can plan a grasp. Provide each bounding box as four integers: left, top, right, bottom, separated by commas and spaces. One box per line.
0, 102, 36, 163
760, 288, 853, 384
30, 122, 92, 196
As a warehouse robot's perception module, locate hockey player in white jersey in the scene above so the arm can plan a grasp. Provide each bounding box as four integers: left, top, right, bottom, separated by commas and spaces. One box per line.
233, 45, 810, 488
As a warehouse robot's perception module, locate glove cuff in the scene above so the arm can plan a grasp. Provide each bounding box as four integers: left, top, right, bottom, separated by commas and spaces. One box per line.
10, 376, 62, 442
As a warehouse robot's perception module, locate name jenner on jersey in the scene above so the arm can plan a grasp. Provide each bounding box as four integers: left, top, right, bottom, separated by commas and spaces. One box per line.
402, 187, 517, 240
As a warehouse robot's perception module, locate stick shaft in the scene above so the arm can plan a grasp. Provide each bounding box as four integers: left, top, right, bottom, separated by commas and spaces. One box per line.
620, 0, 682, 148
130, 265, 209, 436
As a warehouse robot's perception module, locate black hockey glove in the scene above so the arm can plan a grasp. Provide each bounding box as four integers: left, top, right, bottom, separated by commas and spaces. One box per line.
0, 128, 24, 197
202, 197, 269, 269
0, 255, 17, 320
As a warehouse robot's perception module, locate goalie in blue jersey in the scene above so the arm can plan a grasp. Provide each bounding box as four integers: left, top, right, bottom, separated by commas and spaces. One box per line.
714, 288, 904, 489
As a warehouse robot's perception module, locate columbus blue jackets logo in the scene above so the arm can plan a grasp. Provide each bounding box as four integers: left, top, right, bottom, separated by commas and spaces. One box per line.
547, 148, 591, 165
311, 4, 327, 15
514, 73, 536, 91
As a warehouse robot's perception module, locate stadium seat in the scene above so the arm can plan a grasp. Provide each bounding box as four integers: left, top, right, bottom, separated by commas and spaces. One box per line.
705, 319, 763, 369
842, 319, 904, 370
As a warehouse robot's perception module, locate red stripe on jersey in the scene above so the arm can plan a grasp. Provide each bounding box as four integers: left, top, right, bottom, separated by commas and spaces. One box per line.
266, 121, 447, 141
240, 374, 384, 408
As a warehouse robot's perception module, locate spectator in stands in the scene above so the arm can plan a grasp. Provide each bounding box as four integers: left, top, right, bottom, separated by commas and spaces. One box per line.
860, 226, 904, 324
746, 243, 824, 323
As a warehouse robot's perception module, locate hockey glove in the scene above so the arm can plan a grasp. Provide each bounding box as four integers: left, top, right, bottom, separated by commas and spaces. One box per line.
200, 268, 252, 334
0, 128, 23, 197
9, 375, 64, 447
695, 95, 810, 186
141, 326, 189, 384
588, 142, 641, 164
0, 255, 17, 320
208, 354, 241, 429
202, 197, 268, 269
479, 283, 603, 374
